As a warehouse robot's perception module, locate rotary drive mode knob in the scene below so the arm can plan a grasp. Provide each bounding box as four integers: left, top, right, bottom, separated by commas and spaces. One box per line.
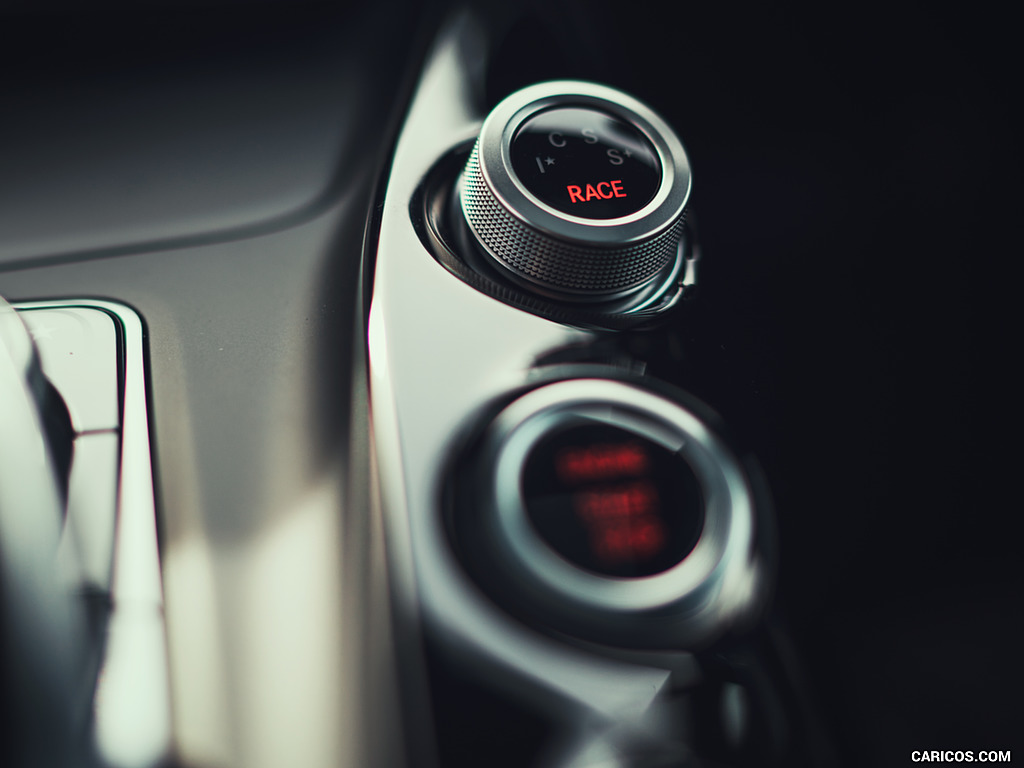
459, 81, 691, 302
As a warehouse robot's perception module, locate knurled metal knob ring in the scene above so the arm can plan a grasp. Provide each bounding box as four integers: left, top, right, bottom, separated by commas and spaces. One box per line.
459, 81, 692, 302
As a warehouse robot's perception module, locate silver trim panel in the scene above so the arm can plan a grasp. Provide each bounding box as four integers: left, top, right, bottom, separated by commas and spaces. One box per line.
17, 299, 170, 768
368, 16, 674, 738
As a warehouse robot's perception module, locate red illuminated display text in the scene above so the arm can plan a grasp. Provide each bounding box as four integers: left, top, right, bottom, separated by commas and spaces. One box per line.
592, 518, 665, 563
573, 481, 666, 564
575, 481, 657, 521
566, 180, 627, 204
556, 441, 649, 484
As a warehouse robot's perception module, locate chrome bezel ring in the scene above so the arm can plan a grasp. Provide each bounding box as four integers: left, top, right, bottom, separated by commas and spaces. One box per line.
460, 81, 691, 300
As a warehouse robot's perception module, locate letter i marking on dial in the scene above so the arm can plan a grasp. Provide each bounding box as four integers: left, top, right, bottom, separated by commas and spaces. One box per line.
536, 156, 556, 174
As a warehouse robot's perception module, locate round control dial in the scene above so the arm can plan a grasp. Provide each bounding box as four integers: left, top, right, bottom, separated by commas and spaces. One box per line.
460, 82, 691, 301
456, 379, 763, 649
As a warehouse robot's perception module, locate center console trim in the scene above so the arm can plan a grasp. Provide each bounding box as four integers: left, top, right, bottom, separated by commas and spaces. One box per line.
16, 299, 170, 768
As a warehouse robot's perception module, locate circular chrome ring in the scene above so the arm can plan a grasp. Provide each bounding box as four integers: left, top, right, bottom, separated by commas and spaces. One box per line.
473, 379, 760, 647
460, 81, 691, 300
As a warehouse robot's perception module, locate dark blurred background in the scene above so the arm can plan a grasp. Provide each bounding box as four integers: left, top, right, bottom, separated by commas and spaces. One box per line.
478, 3, 1018, 764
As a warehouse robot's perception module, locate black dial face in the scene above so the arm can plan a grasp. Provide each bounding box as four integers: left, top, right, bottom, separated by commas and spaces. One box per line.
509, 107, 661, 220
521, 423, 704, 578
